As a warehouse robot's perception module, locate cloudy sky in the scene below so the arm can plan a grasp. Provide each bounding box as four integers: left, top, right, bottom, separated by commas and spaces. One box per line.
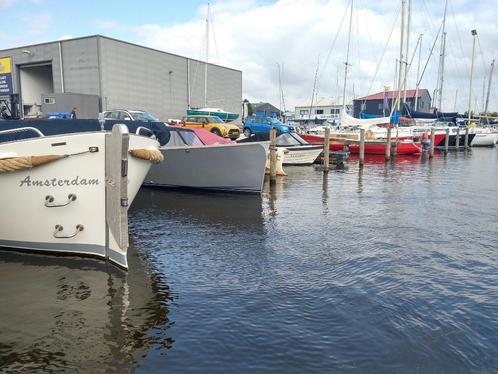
0, 0, 497, 113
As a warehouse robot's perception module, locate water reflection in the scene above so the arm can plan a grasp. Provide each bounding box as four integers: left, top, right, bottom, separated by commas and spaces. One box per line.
0, 247, 171, 373
131, 187, 264, 233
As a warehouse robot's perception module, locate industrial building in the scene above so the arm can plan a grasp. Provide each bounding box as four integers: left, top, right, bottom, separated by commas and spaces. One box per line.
0, 35, 242, 121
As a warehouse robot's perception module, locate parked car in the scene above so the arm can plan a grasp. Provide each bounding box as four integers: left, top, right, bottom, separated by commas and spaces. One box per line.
180, 115, 240, 140
242, 116, 290, 137
103, 109, 160, 122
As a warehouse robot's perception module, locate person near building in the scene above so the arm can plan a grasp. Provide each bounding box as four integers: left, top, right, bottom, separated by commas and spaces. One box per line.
70, 107, 78, 119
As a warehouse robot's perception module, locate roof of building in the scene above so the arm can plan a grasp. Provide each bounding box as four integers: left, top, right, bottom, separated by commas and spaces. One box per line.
355, 89, 430, 101
0, 34, 241, 73
295, 97, 344, 108
252, 102, 280, 113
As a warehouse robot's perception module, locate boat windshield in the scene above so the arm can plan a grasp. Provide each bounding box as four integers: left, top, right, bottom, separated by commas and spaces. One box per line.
180, 130, 204, 146
290, 132, 309, 145
131, 111, 159, 122
164, 131, 187, 147
276, 133, 302, 146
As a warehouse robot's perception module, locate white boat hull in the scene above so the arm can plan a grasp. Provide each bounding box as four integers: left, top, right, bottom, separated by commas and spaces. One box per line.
144, 142, 267, 193
0, 131, 157, 268
280, 146, 323, 165
471, 132, 497, 147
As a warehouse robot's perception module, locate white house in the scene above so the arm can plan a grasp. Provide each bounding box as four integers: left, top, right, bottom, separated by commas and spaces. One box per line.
294, 97, 352, 125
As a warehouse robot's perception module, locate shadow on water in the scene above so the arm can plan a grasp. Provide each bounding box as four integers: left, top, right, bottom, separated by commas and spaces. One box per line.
131, 187, 264, 234
0, 246, 172, 373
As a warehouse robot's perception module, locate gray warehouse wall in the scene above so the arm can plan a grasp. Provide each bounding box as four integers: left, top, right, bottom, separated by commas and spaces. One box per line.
61, 38, 100, 96
0, 42, 63, 95
1, 35, 242, 122
99, 37, 189, 121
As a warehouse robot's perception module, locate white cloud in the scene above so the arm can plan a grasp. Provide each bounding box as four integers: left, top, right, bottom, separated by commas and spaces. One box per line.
21, 13, 52, 35
0, 0, 12, 8
94, 20, 127, 32
79, 1, 498, 112
0, 0, 491, 113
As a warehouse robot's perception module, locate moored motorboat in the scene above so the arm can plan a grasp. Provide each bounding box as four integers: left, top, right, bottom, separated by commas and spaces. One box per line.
0, 124, 161, 269
275, 132, 323, 165
142, 126, 267, 193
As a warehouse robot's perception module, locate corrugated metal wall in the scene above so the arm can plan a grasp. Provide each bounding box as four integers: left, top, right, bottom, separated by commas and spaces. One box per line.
61, 38, 100, 96
99, 37, 189, 121
0, 36, 242, 122
0, 42, 63, 94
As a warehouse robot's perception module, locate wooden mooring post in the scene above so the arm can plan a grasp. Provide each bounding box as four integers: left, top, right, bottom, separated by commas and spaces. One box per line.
429, 127, 435, 158
455, 127, 460, 151
464, 127, 470, 149
269, 128, 277, 184
444, 128, 450, 154
323, 127, 330, 173
385, 127, 392, 161
359, 128, 365, 167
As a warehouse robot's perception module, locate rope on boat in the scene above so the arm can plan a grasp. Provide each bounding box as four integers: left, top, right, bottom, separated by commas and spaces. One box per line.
0, 155, 66, 173
129, 149, 164, 163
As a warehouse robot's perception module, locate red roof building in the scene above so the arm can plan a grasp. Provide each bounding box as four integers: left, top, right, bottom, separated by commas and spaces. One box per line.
353, 89, 432, 117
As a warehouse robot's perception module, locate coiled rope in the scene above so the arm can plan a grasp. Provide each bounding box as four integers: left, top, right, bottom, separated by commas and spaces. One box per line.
129, 149, 164, 163
0, 147, 163, 174
0, 155, 66, 173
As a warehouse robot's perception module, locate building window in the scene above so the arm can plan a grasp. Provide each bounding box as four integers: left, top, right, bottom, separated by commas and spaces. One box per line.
300, 109, 308, 115
378, 103, 383, 110
316, 109, 323, 114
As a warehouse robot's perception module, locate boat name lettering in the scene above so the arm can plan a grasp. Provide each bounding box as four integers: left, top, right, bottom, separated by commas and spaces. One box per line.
19, 176, 99, 188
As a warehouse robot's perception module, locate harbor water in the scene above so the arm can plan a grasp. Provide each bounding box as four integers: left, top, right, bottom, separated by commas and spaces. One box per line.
1, 148, 497, 373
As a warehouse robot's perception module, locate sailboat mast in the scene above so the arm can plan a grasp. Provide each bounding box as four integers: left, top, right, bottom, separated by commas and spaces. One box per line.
277, 63, 282, 115
467, 29, 478, 126
436, 0, 448, 111
204, 2, 210, 108
396, 0, 406, 112
402, 0, 411, 104
414, 33, 423, 111
484, 59, 495, 119
342, 0, 353, 112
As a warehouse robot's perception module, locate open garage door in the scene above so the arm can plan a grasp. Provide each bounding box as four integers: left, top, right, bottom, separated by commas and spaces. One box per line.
19, 63, 54, 117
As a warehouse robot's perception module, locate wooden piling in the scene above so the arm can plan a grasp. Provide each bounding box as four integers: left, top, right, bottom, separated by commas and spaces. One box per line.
385, 127, 392, 161
269, 128, 277, 183
391, 127, 398, 157
455, 127, 460, 150
444, 128, 450, 154
359, 128, 365, 167
464, 126, 470, 149
323, 127, 330, 173
429, 127, 435, 158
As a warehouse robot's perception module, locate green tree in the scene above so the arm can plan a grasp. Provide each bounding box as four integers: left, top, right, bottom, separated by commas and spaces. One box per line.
247, 102, 253, 117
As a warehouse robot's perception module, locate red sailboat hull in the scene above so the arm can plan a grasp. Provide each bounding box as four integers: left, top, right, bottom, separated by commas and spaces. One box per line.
300, 134, 430, 155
